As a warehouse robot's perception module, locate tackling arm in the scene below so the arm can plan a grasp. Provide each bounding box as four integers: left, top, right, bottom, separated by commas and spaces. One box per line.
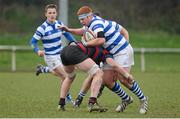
120, 27, 129, 41
86, 37, 105, 46
86, 31, 105, 46
105, 57, 133, 80
68, 28, 84, 36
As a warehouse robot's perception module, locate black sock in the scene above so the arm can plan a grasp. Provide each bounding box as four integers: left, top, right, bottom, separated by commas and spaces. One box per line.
88, 97, 97, 105
59, 98, 65, 106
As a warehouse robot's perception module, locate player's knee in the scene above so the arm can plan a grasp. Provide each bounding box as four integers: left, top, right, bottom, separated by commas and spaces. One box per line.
67, 71, 76, 80
88, 64, 101, 76
96, 69, 104, 77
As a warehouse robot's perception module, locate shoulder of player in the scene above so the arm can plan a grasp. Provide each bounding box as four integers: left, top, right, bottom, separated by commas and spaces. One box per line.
89, 17, 104, 27
36, 21, 48, 30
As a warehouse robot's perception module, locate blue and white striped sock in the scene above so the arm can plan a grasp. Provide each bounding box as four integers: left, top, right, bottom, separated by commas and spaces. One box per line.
130, 81, 146, 101
42, 66, 50, 73
78, 90, 86, 98
111, 82, 129, 101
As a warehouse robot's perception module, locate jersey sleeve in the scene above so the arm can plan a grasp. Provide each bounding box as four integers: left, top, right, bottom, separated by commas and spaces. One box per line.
33, 26, 44, 40
29, 37, 39, 53
112, 21, 122, 32
29, 26, 44, 53
63, 32, 76, 42
89, 19, 104, 37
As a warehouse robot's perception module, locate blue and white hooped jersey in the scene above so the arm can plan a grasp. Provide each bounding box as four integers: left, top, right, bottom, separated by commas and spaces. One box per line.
88, 15, 129, 55
32, 20, 65, 55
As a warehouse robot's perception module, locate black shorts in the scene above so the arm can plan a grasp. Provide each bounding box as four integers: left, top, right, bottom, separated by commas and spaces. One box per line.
60, 45, 88, 66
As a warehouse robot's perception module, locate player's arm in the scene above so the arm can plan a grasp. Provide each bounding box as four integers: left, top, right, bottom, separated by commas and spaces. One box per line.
105, 57, 133, 80
30, 37, 39, 53
59, 25, 84, 36
86, 31, 105, 46
115, 21, 129, 41
30, 38, 44, 57
68, 28, 84, 36
63, 32, 77, 42
30, 27, 44, 57
120, 26, 129, 41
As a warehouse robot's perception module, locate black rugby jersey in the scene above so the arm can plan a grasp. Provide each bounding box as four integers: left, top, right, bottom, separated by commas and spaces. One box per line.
76, 42, 112, 64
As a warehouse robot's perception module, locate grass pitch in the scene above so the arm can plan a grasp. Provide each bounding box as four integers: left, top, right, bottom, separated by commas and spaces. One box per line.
0, 71, 180, 118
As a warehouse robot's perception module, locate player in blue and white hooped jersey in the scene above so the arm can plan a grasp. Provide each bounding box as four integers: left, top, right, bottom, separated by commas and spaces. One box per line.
59, 6, 148, 114
30, 4, 75, 106
77, 6, 148, 114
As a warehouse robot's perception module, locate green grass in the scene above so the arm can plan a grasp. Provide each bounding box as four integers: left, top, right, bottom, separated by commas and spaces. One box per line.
0, 31, 180, 117
0, 72, 180, 118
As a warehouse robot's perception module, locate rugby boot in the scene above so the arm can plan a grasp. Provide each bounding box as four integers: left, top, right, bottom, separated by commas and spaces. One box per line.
116, 96, 133, 112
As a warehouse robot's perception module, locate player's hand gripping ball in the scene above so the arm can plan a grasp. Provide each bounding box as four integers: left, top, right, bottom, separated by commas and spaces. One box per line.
82, 29, 96, 41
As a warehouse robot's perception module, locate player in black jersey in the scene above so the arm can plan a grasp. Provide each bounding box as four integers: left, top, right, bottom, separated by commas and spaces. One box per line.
58, 42, 133, 112
58, 43, 107, 112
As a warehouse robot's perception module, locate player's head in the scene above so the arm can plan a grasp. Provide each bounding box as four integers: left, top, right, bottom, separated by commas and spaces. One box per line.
45, 4, 57, 23
77, 6, 93, 26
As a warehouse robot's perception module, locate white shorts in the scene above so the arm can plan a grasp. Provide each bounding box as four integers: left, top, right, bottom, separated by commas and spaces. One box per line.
44, 54, 63, 71
103, 44, 134, 70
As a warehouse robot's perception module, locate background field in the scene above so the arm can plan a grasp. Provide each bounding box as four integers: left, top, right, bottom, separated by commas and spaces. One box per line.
0, 71, 180, 118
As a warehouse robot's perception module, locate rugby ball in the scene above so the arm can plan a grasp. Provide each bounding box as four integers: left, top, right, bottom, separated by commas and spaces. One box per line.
83, 29, 96, 41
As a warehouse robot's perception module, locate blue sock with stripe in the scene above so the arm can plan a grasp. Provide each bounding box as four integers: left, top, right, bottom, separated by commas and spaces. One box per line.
78, 90, 86, 98
42, 66, 50, 73
111, 82, 129, 101
130, 81, 146, 101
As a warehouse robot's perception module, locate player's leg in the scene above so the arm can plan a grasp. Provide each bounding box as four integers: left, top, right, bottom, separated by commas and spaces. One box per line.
76, 58, 107, 112
74, 75, 93, 107
73, 73, 106, 107
114, 45, 148, 114
118, 67, 148, 114
35, 64, 66, 77
103, 69, 133, 112
97, 84, 105, 98
54, 66, 74, 104
75, 58, 102, 98
44, 55, 73, 105
35, 64, 50, 76
58, 65, 76, 111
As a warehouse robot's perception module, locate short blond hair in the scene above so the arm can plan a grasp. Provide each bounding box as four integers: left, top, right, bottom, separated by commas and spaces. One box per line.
77, 6, 93, 15
45, 4, 57, 13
